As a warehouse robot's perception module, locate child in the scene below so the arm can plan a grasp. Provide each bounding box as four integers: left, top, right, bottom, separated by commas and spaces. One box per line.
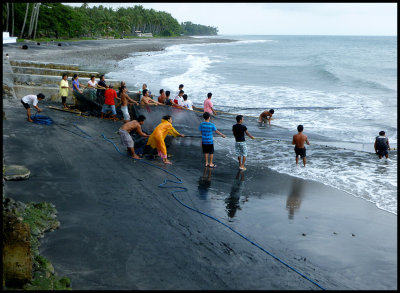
182, 94, 193, 110
199, 112, 226, 168
292, 124, 310, 167
21, 93, 45, 122
232, 115, 254, 170
374, 131, 390, 159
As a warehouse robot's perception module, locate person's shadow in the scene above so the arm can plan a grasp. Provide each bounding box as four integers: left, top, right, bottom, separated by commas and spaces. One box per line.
225, 170, 245, 220
197, 167, 213, 200
286, 178, 304, 220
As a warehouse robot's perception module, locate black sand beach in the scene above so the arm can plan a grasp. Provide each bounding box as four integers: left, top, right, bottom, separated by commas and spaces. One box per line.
2, 38, 397, 290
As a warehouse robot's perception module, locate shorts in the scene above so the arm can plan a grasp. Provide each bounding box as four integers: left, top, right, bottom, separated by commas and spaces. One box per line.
260, 117, 269, 123
61, 96, 67, 104
202, 143, 214, 154
295, 147, 306, 158
121, 105, 130, 121
119, 129, 134, 148
377, 148, 388, 156
235, 141, 248, 157
101, 104, 117, 115
21, 99, 30, 109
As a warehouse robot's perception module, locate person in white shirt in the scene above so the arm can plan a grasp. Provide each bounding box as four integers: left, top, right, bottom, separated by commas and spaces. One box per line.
175, 84, 184, 97
21, 93, 45, 122
182, 94, 193, 110
174, 90, 185, 107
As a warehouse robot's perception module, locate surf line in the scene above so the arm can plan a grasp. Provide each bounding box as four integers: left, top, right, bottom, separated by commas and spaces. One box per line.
101, 133, 327, 290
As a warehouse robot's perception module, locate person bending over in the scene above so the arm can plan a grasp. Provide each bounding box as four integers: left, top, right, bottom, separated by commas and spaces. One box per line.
119, 115, 149, 159
258, 109, 274, 126
21, 93, 45, 122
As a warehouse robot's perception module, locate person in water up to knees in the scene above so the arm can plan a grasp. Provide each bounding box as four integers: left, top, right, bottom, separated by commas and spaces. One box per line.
258, 109, 274, 126
21, 93, 45, 122
292, 124, 310, 167
119, 115, 149, 159
199, 112, 226, 168
232, 115, 254, 171
374, 130, 390, 159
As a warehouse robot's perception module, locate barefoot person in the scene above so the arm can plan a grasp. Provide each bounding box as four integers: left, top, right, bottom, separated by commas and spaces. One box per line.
119, 115, 149, 159
101, 85, 120, 121
146, 115, 184, 164
232, 115, 254, 170
258, 109, 275, 126
59, 73, 72, 109
374, 131, 390, 159
292, 124, 310, 167
21, 93, 45, 122
199, 112, 226, 168
120, 86, 139, 123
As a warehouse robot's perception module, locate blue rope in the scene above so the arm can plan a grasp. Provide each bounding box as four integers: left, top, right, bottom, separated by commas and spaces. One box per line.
31, 114, 54, 125
101, 133, 326, 290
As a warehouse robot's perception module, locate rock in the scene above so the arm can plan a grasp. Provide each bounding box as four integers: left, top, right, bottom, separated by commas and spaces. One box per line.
2, 212, 32, 285
3, 165, 30, 181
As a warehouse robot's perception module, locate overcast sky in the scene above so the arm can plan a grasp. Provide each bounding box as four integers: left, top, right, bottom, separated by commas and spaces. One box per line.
64, 2, 397, 36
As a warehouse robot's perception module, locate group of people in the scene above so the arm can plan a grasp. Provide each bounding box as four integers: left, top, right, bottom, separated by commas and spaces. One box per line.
20, 75, 392, 166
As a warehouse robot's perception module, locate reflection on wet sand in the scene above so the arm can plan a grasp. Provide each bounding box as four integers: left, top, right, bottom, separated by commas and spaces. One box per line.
197, 167, 213, 200
286, 178, 304, 219
225, 170, 245, 220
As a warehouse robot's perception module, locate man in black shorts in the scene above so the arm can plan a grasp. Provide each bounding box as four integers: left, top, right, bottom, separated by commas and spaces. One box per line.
292, 124, 310, 166
374, 130, 390, 159
21, 93, 45, 122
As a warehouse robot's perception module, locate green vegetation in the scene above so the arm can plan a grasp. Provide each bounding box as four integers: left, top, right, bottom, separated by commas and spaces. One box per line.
3, 3, 218, 40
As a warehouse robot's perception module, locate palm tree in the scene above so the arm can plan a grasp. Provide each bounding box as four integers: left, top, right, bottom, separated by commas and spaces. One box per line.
20, 3, 30, 38
11, 3, 14, 37
33, 3, 40, 40
6, 3, 9, 32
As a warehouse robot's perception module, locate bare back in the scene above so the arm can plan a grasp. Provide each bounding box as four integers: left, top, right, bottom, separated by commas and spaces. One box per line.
292, 132, 309, 148
121, 120, 140, 133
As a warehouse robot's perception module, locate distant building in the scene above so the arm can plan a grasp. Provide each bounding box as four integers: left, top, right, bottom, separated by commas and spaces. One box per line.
3, 32, 17, 44
134, 30, 153, 38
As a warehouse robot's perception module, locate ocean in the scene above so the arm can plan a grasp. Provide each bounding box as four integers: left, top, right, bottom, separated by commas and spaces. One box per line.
107, 35, 397, 215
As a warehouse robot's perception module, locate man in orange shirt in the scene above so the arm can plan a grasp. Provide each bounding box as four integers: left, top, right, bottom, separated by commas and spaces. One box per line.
101, 85, 120, 121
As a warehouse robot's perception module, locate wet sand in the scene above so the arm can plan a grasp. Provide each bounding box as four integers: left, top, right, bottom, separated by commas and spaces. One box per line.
2, 38, 397, 290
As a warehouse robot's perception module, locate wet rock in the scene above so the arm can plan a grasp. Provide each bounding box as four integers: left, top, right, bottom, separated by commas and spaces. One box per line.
2, 212, 32, 286
3, 165, 30, 181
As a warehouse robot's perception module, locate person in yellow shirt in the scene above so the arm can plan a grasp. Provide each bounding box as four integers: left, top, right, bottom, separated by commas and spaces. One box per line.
59, 73, 72, 109
146, 115, 184, 164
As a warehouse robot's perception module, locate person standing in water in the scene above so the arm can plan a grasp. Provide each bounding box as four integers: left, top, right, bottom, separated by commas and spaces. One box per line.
292, 124, 310, 167
232, 115, 254, 170
374, 130, 390, 159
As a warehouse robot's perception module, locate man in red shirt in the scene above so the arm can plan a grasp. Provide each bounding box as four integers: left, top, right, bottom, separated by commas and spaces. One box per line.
101, 85, 121, 121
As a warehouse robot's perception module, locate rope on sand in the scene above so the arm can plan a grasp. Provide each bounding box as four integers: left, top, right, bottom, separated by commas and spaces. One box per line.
101, 133, 326, 290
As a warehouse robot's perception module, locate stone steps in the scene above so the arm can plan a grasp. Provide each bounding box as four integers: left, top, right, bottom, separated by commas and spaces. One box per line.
10, 60, 80, 71
11, 66, 100, 78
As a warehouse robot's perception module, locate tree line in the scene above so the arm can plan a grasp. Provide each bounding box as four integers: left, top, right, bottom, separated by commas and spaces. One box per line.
2, 3, 219, 40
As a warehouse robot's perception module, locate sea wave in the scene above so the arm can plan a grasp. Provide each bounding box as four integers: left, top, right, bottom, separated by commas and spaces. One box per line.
218, 138, 398, 215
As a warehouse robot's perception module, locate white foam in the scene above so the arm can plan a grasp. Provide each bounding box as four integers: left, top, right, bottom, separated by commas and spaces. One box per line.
217, 139, 397, 215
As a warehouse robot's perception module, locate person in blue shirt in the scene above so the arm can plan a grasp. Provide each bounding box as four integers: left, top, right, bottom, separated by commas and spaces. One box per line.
199, 112, 226, 168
